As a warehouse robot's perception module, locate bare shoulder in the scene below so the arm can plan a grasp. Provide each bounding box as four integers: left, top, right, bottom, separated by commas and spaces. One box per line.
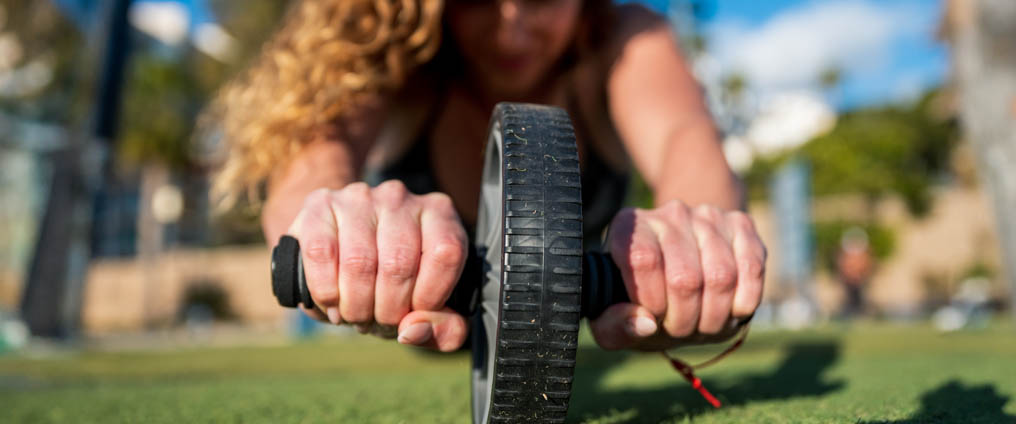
606, 3, 671, 52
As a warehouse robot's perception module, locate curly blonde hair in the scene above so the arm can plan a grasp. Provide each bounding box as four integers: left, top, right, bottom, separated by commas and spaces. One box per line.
207, 0, 613, 209
207, 0, 443, 208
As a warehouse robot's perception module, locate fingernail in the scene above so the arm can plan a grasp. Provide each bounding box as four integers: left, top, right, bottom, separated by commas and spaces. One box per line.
397, 322, 433, 345
327, 307, 340, 325
626, 316, 658, 338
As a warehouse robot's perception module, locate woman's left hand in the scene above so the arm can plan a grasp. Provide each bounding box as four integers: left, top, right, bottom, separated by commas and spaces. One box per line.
591, 200, 767, 351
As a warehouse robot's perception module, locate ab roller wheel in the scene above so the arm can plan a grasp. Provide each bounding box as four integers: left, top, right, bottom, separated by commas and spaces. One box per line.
271, 103, 629, 423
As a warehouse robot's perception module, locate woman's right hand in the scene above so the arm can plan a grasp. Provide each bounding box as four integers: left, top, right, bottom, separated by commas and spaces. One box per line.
284, 180, 470, 352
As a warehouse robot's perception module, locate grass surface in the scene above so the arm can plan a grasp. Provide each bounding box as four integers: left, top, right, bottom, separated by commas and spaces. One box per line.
2, 322, 1015, 423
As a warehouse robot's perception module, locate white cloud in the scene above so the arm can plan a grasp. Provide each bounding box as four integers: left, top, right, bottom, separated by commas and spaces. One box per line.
746, 91, 837, 156
193, 23, 237, 62
129, 1, 190, 46
706, 0, 924, 98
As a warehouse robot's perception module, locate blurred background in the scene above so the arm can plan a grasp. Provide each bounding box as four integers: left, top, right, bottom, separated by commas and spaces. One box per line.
0, 0, 1013, 349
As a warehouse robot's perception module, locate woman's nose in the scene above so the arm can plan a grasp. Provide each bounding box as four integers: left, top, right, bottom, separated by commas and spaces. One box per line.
496, 0, 532, 51
499, 0, 521, 22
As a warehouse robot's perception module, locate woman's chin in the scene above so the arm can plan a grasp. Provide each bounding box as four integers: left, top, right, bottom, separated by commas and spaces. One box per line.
481, 76, 544, 101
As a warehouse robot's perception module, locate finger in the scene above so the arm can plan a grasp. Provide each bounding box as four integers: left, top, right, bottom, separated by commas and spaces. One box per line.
337, 183, 378, 324
659, 223, 704, 338
413, 193, 468, 311
728, 212, 766, 318
397, 308, 469, 352
373, 182, 420, 326
288, 189, 341, 323
608, 208, 667, 317
302, 306, 328, 322
589, 303, 658, 350
692, 212, 738, 335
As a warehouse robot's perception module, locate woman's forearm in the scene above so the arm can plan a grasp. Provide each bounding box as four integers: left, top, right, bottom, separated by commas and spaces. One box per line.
262, 140, 360, 245
650, 119, 744, 211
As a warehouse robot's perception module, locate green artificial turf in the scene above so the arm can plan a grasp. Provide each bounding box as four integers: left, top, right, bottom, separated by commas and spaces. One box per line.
1, 322, 1014, 423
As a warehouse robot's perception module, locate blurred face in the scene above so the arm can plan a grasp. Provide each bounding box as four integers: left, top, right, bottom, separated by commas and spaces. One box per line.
445, 0, 583, 98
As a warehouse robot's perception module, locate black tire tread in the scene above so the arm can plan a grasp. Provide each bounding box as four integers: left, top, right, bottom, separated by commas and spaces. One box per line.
489, 104, 582, 423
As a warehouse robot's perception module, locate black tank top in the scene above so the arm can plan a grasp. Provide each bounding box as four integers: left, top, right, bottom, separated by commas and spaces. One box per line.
365, 99, 628, 248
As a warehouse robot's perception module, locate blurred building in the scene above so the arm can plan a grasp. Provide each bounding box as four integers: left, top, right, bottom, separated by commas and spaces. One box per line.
940, 0, 1016, 320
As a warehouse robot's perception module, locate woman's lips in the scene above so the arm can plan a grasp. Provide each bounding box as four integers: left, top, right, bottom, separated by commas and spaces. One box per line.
494, 55, 533, 72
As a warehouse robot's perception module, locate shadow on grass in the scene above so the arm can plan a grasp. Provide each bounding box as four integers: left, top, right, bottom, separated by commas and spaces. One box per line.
859, 380, 1015, 424
569, 341, 845, 423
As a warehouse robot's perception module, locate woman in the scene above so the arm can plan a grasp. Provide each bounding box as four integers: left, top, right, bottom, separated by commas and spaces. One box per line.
211, 0, 766, 352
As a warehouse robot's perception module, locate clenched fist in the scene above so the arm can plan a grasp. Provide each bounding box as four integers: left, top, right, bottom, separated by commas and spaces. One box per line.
285, 180, 470, 352
592, 200, 767, 351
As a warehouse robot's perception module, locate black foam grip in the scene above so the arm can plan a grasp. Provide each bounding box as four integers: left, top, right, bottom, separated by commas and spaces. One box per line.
271, 236, 300, 308
270, 235, 480, 316
581, 252, 629, 320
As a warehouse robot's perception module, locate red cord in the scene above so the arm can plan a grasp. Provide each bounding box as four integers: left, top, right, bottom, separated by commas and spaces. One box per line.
662, 323, 751, 409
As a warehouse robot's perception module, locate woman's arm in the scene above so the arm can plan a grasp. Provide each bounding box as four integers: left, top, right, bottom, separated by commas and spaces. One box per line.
605, 5, 742, 209
591, 5, 764, 351
261, 102, 384, 244
262, 139, 360, 244
258, 101, 472, 351
264, 95, 390, 240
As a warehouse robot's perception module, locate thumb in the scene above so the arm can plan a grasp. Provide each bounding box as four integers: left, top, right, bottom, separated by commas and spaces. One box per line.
589, 303, 658, 350
397, 308, 468, 352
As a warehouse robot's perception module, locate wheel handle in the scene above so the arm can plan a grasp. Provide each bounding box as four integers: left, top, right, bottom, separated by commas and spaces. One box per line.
271, 235, 626, 319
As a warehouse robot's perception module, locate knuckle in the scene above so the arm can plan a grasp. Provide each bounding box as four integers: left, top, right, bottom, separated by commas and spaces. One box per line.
740, 257, 765, 281
704, 266, 737, 291
728, 210, 755, 230
342, 251, 378, 276
694, 204, 722, 222
664, 199, 690, 219
431, 238, 466, 268
424, 192, 456, 213
377, 179, 408, 193
627, 245, 661, 273
341, 182, 371, 201
378, 247, 418, 280
303, 188, 335, 213
373, 181, 409, 208
304, 238, 338, 263
665, 267, 703, 295
305, 187, 331, 205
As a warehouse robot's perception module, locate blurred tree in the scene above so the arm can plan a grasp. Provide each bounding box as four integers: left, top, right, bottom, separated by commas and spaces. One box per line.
115, 0, 292, 251
719, 72, 751, 135
818, 66, 843, 105
118, 0, 291, 171
744, 89, 959, 217
721, 73, 747, 105
818, 67, 842, 91
0, 1, 87, 123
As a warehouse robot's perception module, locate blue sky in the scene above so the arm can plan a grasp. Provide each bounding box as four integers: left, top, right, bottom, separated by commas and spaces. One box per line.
55, 0, 947, 110
694, 0, 948, 109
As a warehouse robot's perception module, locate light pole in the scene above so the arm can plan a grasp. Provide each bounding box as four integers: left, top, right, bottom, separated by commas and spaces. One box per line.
21, 0, 133, 338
